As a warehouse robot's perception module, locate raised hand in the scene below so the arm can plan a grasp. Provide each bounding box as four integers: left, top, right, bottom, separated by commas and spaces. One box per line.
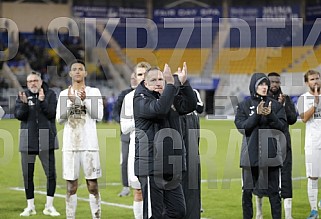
278, 94, 286, 104
175, 62, 187, 84
18, 91, 27, 104
262, 101, 272, 116
314, 85, 319, 106
68, 85, 76, 103
77, 86, 86, 101
163, 63, 174, 84
257, 101, 265, 115
38, 88, 45, 101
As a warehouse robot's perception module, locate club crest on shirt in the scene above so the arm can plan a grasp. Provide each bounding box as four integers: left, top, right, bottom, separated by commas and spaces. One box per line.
249, 106, 255, 116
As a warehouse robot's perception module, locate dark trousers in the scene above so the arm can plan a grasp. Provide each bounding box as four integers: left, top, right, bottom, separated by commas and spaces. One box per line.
242, 166, 281, 219
280, 146, 292, 199
120, 135, 130, 187
181, 165, 201, 219
21, 150, 57, 199
139, 176, 186, 219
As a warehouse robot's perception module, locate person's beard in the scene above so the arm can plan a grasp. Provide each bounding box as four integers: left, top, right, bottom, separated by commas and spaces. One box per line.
310, 85, 320, 93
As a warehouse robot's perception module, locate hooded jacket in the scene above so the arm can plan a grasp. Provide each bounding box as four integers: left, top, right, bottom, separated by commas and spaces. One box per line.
234, 73, 287, 167
133, 76, 196, 187
15, 82, 58, 153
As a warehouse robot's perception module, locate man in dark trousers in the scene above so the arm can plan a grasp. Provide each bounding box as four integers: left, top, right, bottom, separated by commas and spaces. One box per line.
234, 73, 287, 219
180, 89, 204, 219
113, 62, 151, 197
15, 71, 60, 216
133, 62, 197, 219
254, 72, 297, 219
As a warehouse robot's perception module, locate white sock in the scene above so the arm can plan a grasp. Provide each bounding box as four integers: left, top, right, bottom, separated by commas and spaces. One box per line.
66, 194, 77, 219
255, 196, 263, 216
46, 196, 54, 208
89, 193, 101, 219
308, 178, 318, 211
133, 201, 143, 219
284, 198, 292, 218
27, 198, 35, 209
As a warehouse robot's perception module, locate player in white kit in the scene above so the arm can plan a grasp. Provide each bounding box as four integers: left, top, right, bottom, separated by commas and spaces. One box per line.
56, 60, 104, 219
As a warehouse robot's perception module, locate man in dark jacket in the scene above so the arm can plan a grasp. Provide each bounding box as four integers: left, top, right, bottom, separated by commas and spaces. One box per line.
133, 62, 197, 219
254, 72, 297, 219
112, 61, 150, 197
15, 71, 60, 217
180, 89, 204, 219
234, 73, 287, 219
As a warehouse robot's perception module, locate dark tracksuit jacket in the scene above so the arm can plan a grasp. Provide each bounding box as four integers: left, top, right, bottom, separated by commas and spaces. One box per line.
14, 82, 58, 199
133, 76, 196, 219
268, 88, 297, 198
234, 73, 287, 219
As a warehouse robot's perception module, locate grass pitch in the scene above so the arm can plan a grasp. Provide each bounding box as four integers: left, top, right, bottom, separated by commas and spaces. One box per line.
0, 118, 312, 218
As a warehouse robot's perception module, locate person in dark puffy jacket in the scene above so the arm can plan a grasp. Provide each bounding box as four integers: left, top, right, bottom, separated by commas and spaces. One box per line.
234, 72, 287, 219
133, 62, 197, 219
15, 71, 60, 217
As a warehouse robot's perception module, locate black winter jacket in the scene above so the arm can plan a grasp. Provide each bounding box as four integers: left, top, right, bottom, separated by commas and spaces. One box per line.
14, 83, 58, 153
234, 73, 287, 167
133, 77, 197, 184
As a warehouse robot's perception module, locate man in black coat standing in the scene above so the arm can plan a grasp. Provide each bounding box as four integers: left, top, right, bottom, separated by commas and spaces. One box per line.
254, 72, 297, 219
133, 62, 197, 219
15, 71, 60, 217
234, 73, 287, 219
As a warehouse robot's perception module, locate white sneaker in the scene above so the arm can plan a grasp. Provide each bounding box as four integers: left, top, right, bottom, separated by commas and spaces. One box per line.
20, 207, 36, 216
43, 206, 60, 216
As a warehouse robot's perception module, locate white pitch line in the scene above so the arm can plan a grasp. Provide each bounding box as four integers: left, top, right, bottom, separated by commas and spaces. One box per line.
10, 187, 133, 209
10, 187, 211, 218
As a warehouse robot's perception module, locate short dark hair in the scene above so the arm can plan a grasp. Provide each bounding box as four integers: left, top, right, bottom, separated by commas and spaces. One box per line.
69, 59, 86, 69
268, 72, 280, 77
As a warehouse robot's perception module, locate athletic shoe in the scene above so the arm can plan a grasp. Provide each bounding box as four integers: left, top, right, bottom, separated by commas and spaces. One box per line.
307, 210, 319, 219
118, 187, 130, 197
256, 214, 263, 219
43, 206, 60, 216
20, 207, 36, 216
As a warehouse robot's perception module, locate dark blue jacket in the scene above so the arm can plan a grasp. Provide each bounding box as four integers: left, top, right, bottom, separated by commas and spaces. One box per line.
14, 83, 58, 153
234, 73, 287, 167
133, 76, 196, 187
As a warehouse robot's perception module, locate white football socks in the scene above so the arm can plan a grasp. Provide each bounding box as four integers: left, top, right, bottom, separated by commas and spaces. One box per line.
284, 198, 292, 219
66, 194, 77, 219
89, 193, 101, 219
255, 196, 263, 217
27, 198, 35, 209
308, 178, 318, 211
46, 196, 54, 208
133, 201, 143, 219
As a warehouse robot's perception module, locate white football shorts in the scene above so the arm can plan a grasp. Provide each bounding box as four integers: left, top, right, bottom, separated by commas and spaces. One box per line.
63, 151, 102, 180
128, 154, 141, 189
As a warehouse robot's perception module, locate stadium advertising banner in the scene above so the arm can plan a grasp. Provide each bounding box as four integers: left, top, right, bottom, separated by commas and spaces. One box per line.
72, 6, 146, 20
153, 7, 222, 23
229, 5, 300, 23
306, 4, 321, 22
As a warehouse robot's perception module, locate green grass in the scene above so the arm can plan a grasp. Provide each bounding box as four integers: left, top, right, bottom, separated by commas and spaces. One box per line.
0, 118, 313, 218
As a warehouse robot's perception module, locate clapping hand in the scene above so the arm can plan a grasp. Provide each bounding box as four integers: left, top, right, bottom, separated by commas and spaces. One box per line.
175, 62, 187, 84
68, 85, 76, 103
18, 91, 27, 104
163, 64, 174, 84
77, 86, 86, 101
257, 101, 272, 115
314, 85, 319, 106
38, 88, 45, 101
262, 101, 272, 116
